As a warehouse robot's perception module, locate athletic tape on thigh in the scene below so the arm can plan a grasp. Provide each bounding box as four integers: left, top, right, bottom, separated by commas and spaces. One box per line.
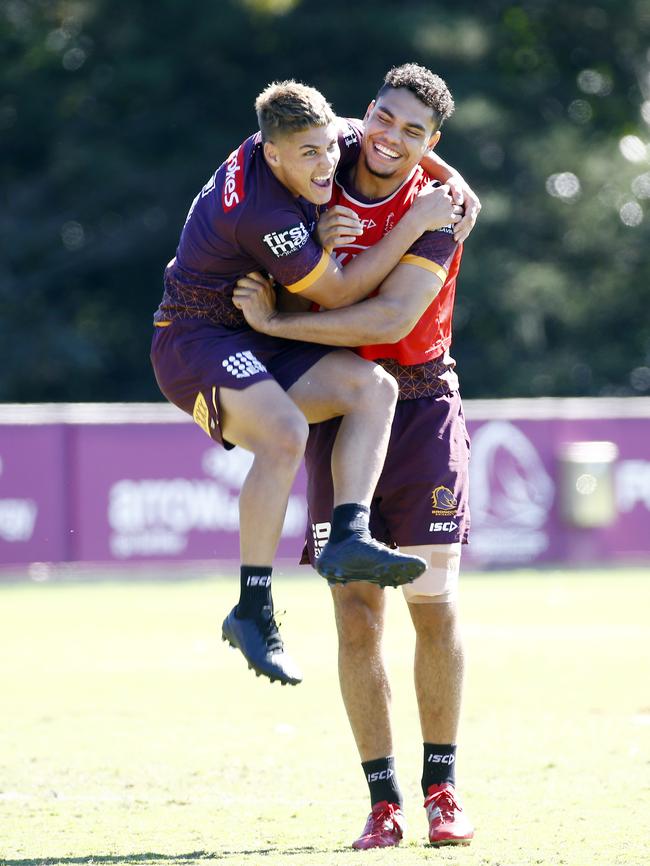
400, 543, 461, 602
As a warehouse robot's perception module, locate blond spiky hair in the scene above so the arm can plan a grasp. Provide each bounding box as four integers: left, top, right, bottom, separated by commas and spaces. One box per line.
255, 80, 335, 141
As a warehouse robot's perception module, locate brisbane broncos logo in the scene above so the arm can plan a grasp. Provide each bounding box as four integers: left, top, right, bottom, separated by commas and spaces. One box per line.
431, 486, 458, 515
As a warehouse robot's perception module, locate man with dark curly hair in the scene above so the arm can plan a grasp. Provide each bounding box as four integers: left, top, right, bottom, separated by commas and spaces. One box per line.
235, 63, 476, 848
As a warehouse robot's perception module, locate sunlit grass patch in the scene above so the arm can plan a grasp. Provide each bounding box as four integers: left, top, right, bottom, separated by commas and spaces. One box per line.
1, 568, 649, 865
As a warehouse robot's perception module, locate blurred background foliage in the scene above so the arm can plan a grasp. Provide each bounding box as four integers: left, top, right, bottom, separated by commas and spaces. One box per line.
2, 0, 650, 401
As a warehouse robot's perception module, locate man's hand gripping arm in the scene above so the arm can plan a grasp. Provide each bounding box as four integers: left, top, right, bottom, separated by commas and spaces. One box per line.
233, 261, 444, 347
286, 184, 461, 310
419, 151, 481, 244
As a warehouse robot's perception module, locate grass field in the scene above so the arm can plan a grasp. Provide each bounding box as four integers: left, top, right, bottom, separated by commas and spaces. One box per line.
1, 567, 649, 866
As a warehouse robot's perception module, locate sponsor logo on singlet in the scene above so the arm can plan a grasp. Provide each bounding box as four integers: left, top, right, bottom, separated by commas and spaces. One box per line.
262, 222, 310, 257
222, 146, 245, 212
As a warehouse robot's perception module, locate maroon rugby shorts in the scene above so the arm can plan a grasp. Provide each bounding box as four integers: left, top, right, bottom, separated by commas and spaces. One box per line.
151, 320, 333, 448
303, 390, 471, 562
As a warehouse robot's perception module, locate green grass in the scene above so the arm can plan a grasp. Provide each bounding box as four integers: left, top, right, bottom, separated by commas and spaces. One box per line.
1, 568, 649, 866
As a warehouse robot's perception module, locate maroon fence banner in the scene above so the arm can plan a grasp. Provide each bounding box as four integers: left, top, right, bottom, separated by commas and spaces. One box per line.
1, 400, 649, 570
0, 423, 68, 564
460, 400, 650, 568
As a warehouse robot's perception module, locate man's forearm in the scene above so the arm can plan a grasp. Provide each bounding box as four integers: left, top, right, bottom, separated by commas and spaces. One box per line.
315, 209, 426, 309
263, 298, 407, 346
421, 151, 455, 182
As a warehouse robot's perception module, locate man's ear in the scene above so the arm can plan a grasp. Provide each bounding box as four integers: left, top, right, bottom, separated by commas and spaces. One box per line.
427, 130, 441, 151
363, 100, 375, 122
263, 140, 280, 167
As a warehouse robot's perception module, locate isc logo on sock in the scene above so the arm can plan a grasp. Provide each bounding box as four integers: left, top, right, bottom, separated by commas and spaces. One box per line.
247, 575, 271, 587
428, 754, 455, 764
367, 768, 394, 782
311, 522, 331, 558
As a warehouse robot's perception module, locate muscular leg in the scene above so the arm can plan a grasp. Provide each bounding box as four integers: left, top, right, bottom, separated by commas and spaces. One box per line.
402, 545, 473, 844
330, 582, 393, 760
220, 378, 308, 564
220, 352, 395, 560
407, 600, 464, 742
332, 580, 406, 827
288, 350, 397, 506
291, 352, 424, 588
218, 379, 308, 685
402, 544, 465, 742
217, 355, 414, 687
220, 350, 396, 562
330, 573, 464, 755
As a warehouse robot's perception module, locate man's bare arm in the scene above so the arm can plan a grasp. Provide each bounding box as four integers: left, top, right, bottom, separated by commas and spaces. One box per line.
287, 186, 460, 309
234, 264, 443, 346
419, 151, 481, 243
276, 284, 311, 313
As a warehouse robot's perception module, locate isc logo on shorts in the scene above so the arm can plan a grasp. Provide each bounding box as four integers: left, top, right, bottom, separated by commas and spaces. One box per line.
311, 521, 331, 558
222, 351, 267, 379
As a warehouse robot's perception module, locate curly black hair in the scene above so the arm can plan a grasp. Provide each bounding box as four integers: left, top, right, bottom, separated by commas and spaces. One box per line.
379, 63, 454, 129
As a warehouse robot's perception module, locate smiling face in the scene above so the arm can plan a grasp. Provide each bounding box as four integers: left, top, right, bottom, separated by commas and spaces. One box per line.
263, 122, 340, 205
361, 87, 440, 185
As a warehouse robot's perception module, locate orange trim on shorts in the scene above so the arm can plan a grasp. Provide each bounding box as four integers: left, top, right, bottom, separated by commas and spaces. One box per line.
399, 255, 447, 282
285, 249, 330, 294
154, 321, 172, 327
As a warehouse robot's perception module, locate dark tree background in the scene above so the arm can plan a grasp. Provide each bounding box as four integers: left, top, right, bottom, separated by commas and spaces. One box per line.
2, 0, 650, 401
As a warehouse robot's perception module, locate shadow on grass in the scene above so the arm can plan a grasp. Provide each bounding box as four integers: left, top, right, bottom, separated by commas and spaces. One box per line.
1, 848, 353, 865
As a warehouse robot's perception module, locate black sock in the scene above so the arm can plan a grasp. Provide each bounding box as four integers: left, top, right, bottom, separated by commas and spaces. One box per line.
422, 743, 457, 794
329, 503, 371, 544
235, 565, 273, 619
362, 756, 402, 808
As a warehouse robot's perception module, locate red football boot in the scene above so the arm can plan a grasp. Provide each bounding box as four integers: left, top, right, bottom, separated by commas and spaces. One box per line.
351, 800, 405, 849
424, 783, 474, 846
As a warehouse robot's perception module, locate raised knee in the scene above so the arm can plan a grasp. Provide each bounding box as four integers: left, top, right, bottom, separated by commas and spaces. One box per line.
374, 366, 398, 406
340, 364, 398, 413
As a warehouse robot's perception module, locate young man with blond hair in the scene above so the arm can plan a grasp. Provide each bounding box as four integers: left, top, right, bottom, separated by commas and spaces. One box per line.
151, 80, 473, 687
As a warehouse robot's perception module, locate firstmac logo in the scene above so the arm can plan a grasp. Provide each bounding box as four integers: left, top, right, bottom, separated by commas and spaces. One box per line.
262, 223, 310, 257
